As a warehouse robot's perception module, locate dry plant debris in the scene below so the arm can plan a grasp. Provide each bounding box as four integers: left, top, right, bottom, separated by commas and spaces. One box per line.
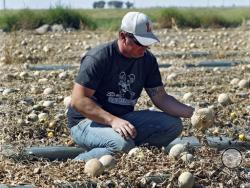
0, 27, 250, 187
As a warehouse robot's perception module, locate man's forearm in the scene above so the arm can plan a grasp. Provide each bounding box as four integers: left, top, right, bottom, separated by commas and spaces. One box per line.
155, 94, 194, 118
71, 97, 116, 126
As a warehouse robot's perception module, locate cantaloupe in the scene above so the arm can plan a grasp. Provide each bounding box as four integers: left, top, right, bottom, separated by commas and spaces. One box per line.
178, 171, 195, 188
99, 155, 116, 169
191, 108, 214, 131
84, 158, 104, 177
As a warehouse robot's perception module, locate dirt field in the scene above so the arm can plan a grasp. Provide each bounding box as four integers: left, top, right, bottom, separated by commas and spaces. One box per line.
0, 27, 249, 187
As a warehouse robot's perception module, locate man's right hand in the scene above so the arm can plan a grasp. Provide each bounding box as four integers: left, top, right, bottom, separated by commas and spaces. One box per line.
110, 117, 137, 139
71, 83, 137, 139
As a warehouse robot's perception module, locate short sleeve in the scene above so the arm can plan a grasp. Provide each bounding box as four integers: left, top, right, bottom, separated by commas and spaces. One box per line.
144, 56, 163, 88
75, 55, 106, 90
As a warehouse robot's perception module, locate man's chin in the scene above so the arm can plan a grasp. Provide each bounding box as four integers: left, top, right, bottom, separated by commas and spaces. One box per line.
133, 52, 145, 58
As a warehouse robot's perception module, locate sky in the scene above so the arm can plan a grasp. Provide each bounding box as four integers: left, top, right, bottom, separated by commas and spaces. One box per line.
1, 0, 250, 9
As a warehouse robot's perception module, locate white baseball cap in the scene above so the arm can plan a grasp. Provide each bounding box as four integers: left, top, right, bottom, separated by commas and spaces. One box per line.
121, 12, 160, 46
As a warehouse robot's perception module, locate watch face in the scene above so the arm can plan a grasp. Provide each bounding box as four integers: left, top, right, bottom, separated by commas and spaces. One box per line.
221, 148, 242, 168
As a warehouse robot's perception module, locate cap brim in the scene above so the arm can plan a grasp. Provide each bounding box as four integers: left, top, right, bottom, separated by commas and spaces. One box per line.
134, 33, 160, 46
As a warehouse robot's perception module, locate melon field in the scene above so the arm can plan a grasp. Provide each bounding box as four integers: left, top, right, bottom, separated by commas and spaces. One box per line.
0, 8, 250, 187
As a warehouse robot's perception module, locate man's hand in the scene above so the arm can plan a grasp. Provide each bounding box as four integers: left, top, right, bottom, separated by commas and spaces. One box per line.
146, 86, 195, 118
71, 83, 136, 139
110, 117, 137, 139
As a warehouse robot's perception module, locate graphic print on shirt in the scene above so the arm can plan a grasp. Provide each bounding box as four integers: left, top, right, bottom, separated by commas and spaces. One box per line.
107, 71, 137, 106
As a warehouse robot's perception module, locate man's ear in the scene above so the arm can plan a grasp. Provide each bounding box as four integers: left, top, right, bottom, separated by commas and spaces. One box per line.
119, 31, 126, 40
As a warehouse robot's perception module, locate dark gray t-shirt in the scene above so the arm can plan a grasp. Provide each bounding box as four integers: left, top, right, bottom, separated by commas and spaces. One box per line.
67, 40, 163, 128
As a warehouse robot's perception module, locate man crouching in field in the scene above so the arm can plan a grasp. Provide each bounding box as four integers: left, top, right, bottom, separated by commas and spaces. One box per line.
67, 11, 194, 161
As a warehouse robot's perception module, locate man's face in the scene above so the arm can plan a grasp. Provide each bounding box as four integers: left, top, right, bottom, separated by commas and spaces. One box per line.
124, 33, 149, 58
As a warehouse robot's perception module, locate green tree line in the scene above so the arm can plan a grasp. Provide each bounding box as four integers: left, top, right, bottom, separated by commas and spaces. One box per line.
0, 7, 249, 32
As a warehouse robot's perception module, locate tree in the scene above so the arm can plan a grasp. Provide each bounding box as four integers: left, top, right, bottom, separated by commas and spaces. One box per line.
93, 1, 105, 9
107, 1, 123, 8
125, 1, 133, 8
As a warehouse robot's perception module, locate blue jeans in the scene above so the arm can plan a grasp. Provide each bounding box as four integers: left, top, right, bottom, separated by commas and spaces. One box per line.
70, 110, 183, 161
